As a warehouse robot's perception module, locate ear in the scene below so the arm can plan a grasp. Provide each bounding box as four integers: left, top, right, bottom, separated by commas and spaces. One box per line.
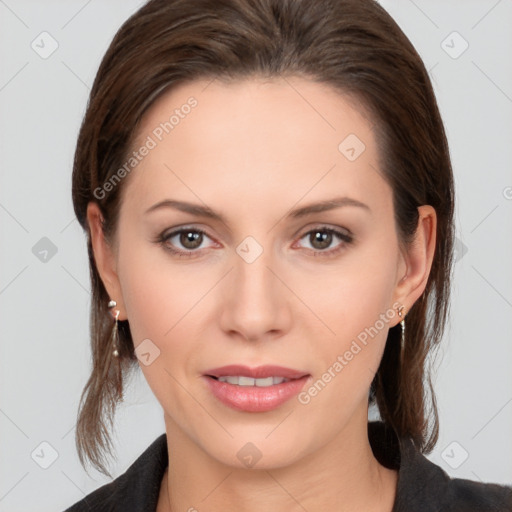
391, 205, 437, 325
87, 202, 127, 320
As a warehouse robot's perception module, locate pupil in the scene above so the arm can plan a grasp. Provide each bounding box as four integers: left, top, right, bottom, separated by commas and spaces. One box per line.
182, 231, 201, 248
313, 231, 331, 249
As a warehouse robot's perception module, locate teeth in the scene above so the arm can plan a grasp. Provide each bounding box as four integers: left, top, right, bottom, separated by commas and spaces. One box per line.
217, 376, 289, 386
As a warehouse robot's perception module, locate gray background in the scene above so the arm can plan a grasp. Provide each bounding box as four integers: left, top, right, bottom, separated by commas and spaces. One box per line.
0, 1, 511, 510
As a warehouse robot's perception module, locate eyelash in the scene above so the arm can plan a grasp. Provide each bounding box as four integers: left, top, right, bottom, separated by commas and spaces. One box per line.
155, 225, 354, 259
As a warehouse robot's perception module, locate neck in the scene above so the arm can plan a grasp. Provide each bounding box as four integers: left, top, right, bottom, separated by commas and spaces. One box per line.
158, 409, 397, 512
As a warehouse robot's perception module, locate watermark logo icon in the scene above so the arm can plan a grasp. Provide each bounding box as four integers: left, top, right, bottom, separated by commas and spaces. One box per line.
32, 237, 58, 263
453, 237, 468, 263
338, 134, 366, 161
135, 338, 161, 366
236, 236, 263, 264
237, 442, 262, 468
441, 441, 469, 469
31, 441, 59, 469
31, 31, 59, 59
441, 31, 469, 59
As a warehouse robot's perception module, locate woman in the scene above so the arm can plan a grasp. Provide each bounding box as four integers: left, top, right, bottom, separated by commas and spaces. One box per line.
64, 0, 512, 510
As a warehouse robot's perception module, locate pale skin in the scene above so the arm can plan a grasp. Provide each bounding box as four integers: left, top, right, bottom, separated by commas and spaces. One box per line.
87, 77, 436, 512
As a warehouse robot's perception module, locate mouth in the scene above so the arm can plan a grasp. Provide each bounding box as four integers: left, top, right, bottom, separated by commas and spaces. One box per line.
202, 365, 311, 412
208, 375, 292, 386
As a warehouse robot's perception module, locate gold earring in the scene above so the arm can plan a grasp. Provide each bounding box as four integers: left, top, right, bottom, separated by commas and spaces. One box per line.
108, 300, 120, 357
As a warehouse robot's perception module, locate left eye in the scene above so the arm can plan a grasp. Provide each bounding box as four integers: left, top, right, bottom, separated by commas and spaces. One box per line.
295, 227, 353, 254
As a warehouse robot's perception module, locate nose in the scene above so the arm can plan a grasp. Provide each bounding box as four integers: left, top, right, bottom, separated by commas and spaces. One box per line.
219, 238, 292, 343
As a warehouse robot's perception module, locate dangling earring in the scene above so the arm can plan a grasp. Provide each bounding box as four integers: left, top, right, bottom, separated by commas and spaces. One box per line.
108, 299, 120, 357
107, 299, 124, 402
397, 305, 406, 349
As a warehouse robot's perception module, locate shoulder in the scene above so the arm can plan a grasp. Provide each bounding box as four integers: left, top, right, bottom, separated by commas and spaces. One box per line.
62, 433, 168, 512
440, 476, 512, 512
397, 434, 512, 511
368, 421, 512, 512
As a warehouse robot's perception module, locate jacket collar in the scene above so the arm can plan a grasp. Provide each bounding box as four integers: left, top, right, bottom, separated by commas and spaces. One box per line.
368, 420, 451, 511
110, 420, 452, 511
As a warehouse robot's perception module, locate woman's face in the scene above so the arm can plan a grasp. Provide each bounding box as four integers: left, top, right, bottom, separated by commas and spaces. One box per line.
90, 77, 433, 469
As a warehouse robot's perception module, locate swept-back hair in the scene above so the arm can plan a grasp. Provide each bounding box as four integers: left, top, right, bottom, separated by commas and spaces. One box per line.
71, 0, 454, 477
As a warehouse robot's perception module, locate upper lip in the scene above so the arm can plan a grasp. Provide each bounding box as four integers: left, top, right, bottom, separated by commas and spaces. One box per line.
204, 365, 309, 380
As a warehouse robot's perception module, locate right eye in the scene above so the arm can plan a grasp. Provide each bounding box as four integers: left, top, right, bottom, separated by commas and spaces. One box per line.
156, 227, 217, 257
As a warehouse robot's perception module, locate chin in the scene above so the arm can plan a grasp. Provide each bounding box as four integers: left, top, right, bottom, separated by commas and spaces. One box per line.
199, 428, 313, 471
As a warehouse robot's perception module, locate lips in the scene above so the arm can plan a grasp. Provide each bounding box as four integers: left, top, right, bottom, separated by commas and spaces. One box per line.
202, 364, 311, 412
204, 364, 309, 380
202, 367, 312, 413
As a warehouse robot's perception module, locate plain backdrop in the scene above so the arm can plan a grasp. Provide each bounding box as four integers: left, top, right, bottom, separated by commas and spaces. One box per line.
0, 1, 511, 511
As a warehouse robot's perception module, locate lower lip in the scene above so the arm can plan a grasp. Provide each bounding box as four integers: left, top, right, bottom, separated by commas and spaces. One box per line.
203, 375, 310, 412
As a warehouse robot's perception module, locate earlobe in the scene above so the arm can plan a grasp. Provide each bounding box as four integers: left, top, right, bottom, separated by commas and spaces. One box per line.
86, 202, 127, 320
392, 205, 437, 324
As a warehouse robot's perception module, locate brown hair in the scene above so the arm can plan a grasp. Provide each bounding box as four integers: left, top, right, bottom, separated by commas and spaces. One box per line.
72, 0, 454, 477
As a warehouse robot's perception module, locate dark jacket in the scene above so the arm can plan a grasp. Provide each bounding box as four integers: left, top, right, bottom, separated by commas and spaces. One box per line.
64, 421, 512, 511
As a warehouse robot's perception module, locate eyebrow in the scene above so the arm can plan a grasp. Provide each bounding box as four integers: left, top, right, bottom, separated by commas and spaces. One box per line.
144, 196, 370, 223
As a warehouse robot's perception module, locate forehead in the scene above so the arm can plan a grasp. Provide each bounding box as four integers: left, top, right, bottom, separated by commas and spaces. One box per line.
134, 76, 375, 152
123, 77, 388, 216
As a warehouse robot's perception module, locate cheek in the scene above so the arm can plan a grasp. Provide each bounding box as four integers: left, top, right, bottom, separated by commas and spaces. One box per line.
319, 242, 398, 338
305, 242, 398, 395
116, 233, 217, 389
117, 256, 193, 415
116, 225, 203, 343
